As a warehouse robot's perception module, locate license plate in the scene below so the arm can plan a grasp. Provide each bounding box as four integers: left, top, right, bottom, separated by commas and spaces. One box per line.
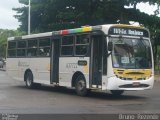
133, 82, 140, 86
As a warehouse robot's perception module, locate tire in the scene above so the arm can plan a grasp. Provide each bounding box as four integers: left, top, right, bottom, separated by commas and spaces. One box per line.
75, 75, 88, 96
110, 90, 124, 96
25, 72, 34, 88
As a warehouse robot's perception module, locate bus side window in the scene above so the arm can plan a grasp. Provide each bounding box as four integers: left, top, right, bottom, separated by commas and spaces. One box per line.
75, 34, 90, 56
8, 41, 17, 57
27, 39, 38, 57
38, 38, 51, 57
61, 36, 74, 56
17, 41, 26, 57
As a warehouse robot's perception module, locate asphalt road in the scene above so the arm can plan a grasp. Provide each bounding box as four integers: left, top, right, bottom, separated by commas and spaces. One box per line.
0, 70, 160, 114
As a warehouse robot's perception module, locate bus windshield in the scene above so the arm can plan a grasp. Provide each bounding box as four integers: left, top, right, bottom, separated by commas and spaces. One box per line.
111, 37, 152, 69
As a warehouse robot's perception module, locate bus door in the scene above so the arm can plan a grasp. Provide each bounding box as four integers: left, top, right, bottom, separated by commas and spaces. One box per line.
50, 37, 60, 84
90, 35, 103, 87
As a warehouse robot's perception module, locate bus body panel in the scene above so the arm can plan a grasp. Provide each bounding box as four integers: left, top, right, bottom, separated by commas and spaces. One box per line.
30, 58, 50, 84
59, 57, 90, 88
7, 58, 50, 85
6, 58, 19, 80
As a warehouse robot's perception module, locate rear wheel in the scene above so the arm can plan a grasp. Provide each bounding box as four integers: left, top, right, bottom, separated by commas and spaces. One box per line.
111, 90, 124, 96
75, 75, 88, 96
25, 72, 34, 88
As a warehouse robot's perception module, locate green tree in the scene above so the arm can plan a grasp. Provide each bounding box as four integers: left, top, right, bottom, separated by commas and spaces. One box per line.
13, 0, 160, 65
0, 29, 25, 58
14, 0, 160, 32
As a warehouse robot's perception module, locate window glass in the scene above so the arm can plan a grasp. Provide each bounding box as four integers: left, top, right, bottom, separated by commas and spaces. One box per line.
27, 48, 37, 57
28, 39, 37, 48
8, 41, 16, 49
62, 36, 74, 45
39, 38, 50, 47
61, 36, 74, 56
17, 49, 26, 57
76, 34, 89, 44
8, 50, 16, 57
111, 37, 152, 69
38, 47, 50, 57
38, 38, 51, 57
18, 41, 26, 48
75, 34, 89, 56
75, 45, 88, 55
61, 46, 73, 56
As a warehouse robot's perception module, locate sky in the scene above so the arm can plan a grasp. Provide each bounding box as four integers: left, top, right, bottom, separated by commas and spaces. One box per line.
0, 0, 158, 30
0, 0, 23, 30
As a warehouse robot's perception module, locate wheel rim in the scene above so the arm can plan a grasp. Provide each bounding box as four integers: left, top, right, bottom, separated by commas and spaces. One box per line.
26, 76, 32, 86
77, 80, 85, 91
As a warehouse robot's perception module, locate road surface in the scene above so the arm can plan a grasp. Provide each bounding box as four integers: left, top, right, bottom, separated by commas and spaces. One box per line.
0, 70, 160, 114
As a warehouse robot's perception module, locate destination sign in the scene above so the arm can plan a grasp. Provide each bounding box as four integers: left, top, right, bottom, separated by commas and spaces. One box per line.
108, 27, 149, 37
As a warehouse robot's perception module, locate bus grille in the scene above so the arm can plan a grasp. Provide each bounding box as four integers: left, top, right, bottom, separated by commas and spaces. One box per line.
119, 84, 149, 88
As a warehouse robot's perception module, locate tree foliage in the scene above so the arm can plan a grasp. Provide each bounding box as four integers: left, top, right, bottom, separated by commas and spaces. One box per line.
12, 0, 160, 64
0, 29, 25, 58
13, 0, 160, 33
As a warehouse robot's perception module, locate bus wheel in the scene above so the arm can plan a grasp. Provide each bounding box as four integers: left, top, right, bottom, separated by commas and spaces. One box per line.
110, 90, 124, 96
25, 72, 34, 88
75, 75, 87, 96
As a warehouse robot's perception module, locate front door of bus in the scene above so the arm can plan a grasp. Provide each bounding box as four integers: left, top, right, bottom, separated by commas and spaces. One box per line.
91, 35, 103, 87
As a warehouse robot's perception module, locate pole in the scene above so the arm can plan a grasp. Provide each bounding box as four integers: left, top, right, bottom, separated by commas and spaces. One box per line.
28, 0, 31, 35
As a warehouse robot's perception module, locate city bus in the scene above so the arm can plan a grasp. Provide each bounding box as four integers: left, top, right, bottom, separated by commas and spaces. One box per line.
6, 24, 154, 96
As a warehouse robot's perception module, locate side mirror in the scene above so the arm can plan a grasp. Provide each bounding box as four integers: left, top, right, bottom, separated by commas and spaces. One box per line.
108, 42, 113, 51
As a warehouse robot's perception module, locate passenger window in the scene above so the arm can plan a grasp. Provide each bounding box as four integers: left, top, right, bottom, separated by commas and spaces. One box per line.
17, 41, 26, 57
62, 36, 74, 45
18, 41, 26, 48
8, 41, 17, 57
75, 46, 88, 55
17, 49, 26, 57
61, 36, 74, 56
28, 39, 37, 48
76, 35, 89, 44
27, 39, 38, 57
61, 46, 73, 55
8, 50, 16, 57
27, 48, 37, 57
38, 38, 51, 57
8, 41, 16, 49
39, 38, 50, 47
75, 34, 89, 56
39, 47, 50, 57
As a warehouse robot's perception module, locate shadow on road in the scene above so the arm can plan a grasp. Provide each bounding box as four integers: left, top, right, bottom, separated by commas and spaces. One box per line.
15, 84, 146, 101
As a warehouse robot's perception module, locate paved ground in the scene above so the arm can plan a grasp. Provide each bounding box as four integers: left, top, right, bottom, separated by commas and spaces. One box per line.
0, 70, 160, 114
155, 74, 160, 81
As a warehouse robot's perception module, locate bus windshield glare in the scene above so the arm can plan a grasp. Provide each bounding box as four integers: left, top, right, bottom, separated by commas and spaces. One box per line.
111, 37, 152, 69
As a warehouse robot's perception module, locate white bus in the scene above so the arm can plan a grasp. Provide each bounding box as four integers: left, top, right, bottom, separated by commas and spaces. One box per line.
6, 24, 154, 96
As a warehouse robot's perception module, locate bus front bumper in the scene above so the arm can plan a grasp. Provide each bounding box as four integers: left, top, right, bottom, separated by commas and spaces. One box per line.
105, 76, 154, 91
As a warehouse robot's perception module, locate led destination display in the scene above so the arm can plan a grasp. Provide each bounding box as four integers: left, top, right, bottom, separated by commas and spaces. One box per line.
109, 27, 149, 37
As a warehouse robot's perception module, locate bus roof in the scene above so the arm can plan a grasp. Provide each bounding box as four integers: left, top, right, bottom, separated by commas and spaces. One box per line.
8, 24, 146, 41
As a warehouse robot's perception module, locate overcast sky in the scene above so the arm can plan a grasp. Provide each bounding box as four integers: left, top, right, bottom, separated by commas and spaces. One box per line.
0, 0, 23, 29
0, 0, 158, 30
